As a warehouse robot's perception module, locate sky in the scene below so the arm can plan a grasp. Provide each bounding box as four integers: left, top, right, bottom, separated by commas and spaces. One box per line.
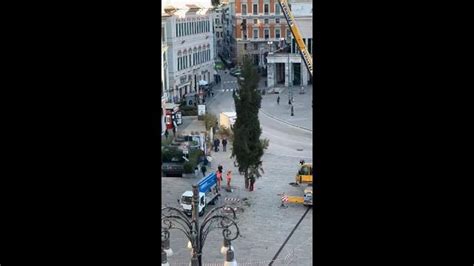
162, 0, 212, 10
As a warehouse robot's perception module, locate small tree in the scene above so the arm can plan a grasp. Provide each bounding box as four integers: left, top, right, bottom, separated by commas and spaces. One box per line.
231, 57, 269, 189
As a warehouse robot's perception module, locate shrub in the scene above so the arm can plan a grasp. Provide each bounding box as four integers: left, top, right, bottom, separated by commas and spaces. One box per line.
203, 113, 218, 131
181, 105, 198, 116
183, 162, 194, 173
162, 146, 184, 163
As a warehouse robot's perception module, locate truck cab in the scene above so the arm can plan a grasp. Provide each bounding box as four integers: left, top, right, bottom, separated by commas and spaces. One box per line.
180, 191, 206, 216
180, 172, 220, 216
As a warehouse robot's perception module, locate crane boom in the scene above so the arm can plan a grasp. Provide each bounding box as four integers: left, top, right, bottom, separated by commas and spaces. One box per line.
278, 0, 313, 78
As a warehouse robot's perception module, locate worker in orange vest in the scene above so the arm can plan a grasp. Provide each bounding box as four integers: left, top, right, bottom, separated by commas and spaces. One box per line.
216, 170, 223, 190
226, 170, 232, 190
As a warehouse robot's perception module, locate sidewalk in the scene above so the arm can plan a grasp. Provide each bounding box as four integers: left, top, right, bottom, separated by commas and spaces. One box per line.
259, 78, 313, 131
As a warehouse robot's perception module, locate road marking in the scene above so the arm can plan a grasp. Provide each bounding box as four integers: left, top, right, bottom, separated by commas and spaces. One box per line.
264, 151, 313, 159
260, 111, 312, 133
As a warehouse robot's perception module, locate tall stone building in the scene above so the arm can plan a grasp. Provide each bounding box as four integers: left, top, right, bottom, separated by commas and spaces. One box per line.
233, 0, 289, 67
162, 5, 215, 103
161, 19, 170, 135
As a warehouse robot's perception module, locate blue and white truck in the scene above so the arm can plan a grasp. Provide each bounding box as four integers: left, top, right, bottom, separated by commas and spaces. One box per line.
180, 172, 220, 216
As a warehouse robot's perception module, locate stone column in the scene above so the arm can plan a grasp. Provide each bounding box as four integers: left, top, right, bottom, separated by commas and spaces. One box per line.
267, 63, 275, 87
301, 63, 308, 86
284, 61, 289, 87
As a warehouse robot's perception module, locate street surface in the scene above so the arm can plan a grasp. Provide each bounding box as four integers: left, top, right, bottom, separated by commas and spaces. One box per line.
162, 70, 313, 265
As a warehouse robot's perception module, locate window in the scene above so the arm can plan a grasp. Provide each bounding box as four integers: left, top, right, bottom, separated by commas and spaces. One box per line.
244, 43, 247, 50
275, 4, 281, 14
242, 4, 247, 15
264, 4, 269, 14
254, 19, 258, 25
276, 18, 280, 24
176, 24, 179, 37
308, 38, 312, 55
253, 43, 258, 50
264, 18, 268, 24
264, 29, 269, 39
253, 29, 258, 39
215, 18, 219, 24
287, 29, 292, 40
275, 29, 280, 39
253, 4, 257, 15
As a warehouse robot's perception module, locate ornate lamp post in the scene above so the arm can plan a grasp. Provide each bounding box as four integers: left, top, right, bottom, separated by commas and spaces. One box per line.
162, 184, 240, 266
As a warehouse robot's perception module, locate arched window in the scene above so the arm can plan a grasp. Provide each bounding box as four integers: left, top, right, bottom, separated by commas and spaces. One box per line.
188, 48, 192, 67
198, 46, 202, 64
193, 47, 197, 65
183, 50, 187, 69
177, 51, 182, 70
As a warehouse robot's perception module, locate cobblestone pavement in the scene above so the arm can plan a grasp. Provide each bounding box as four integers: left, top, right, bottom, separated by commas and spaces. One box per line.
259, 78, 313, 132
162, 69, 313, 265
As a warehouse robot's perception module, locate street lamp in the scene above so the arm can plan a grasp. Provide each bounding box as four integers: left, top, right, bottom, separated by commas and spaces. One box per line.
161, 184, 240, 266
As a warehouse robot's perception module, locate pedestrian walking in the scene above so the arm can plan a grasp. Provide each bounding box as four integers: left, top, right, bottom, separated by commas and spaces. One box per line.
164, 129, 169, 139
218, 164, 223, 174
222, 138, 228, 152
226, 170, 232, 190
277, 95, 280, 105
201, 165, 207, 177
288, 99, 291, 105
214, 138, 220, 152
291, 105, 294, 116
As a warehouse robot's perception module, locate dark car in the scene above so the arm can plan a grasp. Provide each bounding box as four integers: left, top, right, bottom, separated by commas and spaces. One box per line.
161, 162, 184, 177
162, 146, 185, 177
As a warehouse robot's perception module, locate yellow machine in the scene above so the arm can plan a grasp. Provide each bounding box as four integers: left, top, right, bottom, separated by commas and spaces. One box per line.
285, 163, 313, 206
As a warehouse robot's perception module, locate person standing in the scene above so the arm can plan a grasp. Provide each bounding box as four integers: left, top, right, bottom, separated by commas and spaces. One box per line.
226, 170, 232, 190
164, 129, 169, 139
249, 176, 255, 191
277, 95, 280, 105
201, 164, 207, 177
222, 138, 228, 152
218, 164, 223, 174
172, 126, 176, 137
213, 138, 218, 152
216, 170, 222, 190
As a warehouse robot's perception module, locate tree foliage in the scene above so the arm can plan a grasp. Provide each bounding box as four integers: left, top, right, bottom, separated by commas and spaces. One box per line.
231, 57, 269, 188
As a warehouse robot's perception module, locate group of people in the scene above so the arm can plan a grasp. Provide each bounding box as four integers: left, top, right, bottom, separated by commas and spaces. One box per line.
213, 137, 228, 152
216, 164, 232, 191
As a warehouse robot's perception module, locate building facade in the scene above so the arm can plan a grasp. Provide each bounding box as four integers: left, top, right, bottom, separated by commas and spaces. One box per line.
266, 0, 313, 88
232, 0, 289, 67
161, 19, 170, 135
221, 0, 236, 66
163, 5, 215, 104
211, 6, 225, 59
